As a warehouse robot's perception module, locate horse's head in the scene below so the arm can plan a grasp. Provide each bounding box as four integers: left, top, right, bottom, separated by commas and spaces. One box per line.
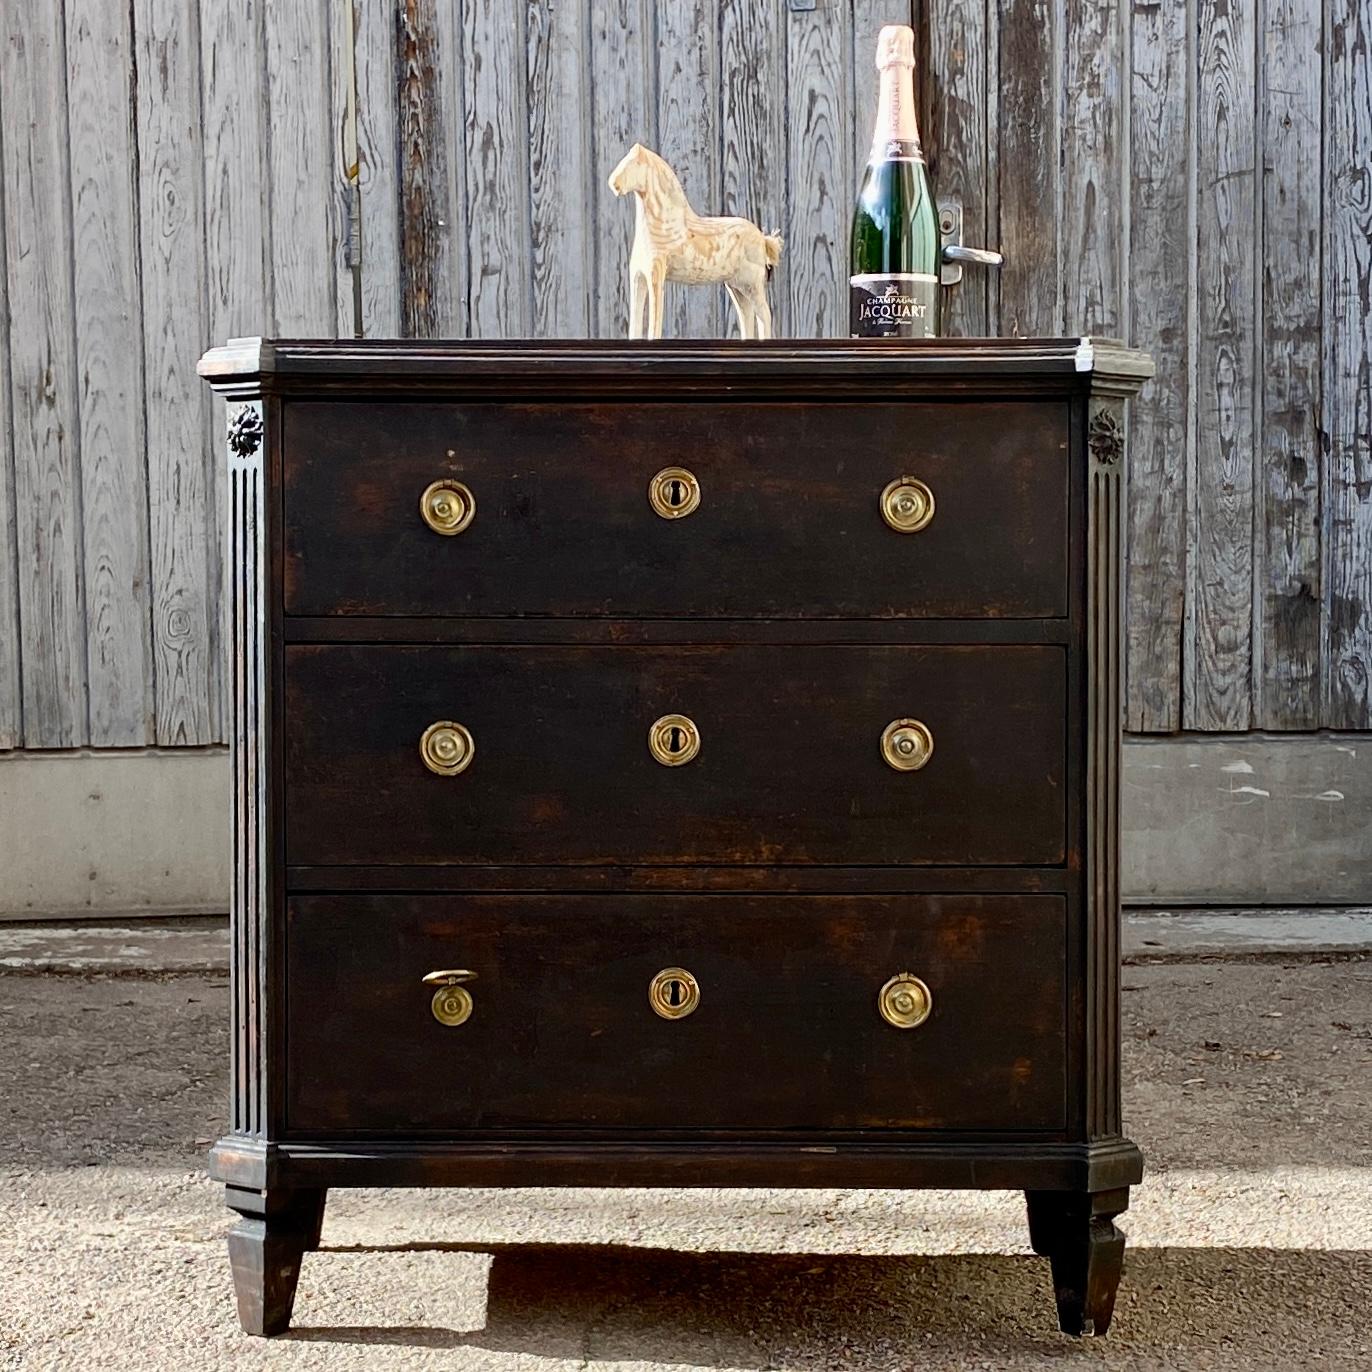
608, 143, 677, 199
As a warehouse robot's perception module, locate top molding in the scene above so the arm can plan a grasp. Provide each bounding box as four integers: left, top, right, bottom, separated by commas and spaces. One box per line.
198, 336, 1154, 401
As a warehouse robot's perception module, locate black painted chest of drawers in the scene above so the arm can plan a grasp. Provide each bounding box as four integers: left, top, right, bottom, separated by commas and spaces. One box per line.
199, 337, 1152, 1337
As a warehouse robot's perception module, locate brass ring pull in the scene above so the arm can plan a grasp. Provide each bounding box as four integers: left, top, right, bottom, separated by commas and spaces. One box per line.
649, 467, 701, 519
423, 970, 477, 1027
649, 967, 701, 1020
878, 973, 932, 1029
649, 713, 700, 766
880, 477, 935, 533
420, 479, 475, 535
420, 721, 475, 776
881, 718, 933, 772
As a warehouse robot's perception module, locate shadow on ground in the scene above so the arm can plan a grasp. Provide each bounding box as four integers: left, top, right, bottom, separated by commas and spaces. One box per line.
285, 1241, 1372, 1367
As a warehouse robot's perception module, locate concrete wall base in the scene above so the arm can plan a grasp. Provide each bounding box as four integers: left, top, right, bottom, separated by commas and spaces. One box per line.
2, 736, 1368, 917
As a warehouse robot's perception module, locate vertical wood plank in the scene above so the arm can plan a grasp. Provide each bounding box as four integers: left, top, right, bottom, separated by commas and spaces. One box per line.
1124, 0, 1189, 731
528, 0, 592, 338
1324, 0, 1372, 727
1061, 0, 1124, 335
0, 72, 23, 747
1, 1, 88, 747
1257, 0, 1323, 727
264, 0, 336, 333
925, 0, 990, 335
398, 0, 466, 338
720, 0, 786, 336
355, 0, 402, 336
590, 0, 653, 339
996, 0, 1061, 336
332, 0, 361, 338
136, 0, 217, 744
462, 0, 532, 338
66, 0, 154, 745
657, 0, 720, 339
1188, 0, 1256, 730
785, 1, 848, 339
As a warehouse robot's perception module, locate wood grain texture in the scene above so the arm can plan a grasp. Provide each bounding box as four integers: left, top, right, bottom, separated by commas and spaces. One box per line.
1257, 0, 1323, 727
1188, 0, 1256, 730
264, 0, 335, 333
136, 0, 218, 744
0, 79, 18, 748
398, 0, 465, 337
925, 0, 990, 335
786, 1, 847, 339
590, 0, 654, 338
1324, 0, 1372, 727
656, 0, 720, 339
720, 0, 786, 337
1124, 0, 1189, 731
331, 0, 360, 338
1061, 0, 1123, 335
995, 0, 1059, 337
462, 0, 531, 337
354, 0, 401, 336
1, 0, 88, 746
527, 0, 593, 337
66, 0, 154, 745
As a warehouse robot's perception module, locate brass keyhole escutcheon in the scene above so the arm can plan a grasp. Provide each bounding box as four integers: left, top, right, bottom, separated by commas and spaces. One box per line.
420, 721, 475, 776
881, 718, 934, 772
878, 973, 932, 1029
649, 713, 701, 766
420, 479, 476, 535
423, 969, 477, 1026
880, 477, 935, 533
649, 967, 701, 1020
649, 466, 701, 519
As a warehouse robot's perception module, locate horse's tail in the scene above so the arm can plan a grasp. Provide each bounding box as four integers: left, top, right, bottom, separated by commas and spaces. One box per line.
763, 230, 784, 277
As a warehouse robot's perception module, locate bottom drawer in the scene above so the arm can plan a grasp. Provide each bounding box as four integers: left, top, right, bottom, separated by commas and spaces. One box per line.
285, 894, 1067, 1134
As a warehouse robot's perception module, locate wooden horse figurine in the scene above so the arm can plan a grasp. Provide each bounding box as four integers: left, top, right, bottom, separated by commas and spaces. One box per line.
608, 143, 783, 340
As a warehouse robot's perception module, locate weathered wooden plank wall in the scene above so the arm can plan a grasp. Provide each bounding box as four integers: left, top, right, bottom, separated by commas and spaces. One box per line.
0, 0, 1368, 748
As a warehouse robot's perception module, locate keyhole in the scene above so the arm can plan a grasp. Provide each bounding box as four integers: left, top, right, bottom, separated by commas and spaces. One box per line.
666, 978, 684, 1006
668, 724, 684, 753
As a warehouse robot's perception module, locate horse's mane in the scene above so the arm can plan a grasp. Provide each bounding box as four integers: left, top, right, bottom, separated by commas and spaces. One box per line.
637, 146, 685, 201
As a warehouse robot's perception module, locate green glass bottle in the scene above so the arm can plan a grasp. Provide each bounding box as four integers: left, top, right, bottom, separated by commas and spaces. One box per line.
849, 25, 940, 339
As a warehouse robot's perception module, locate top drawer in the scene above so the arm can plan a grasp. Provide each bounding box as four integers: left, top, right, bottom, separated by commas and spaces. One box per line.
282, 400, 1069, 619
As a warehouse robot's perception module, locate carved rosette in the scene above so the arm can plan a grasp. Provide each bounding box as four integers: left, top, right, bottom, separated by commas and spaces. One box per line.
227, 403, 265, 459
1088, 402, 1124, 468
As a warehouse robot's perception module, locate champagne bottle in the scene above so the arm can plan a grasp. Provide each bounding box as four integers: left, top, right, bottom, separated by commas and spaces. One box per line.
849, 25, 940, 339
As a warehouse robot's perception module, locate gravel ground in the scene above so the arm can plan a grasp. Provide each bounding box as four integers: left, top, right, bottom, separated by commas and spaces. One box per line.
1, 957, 1370, 1370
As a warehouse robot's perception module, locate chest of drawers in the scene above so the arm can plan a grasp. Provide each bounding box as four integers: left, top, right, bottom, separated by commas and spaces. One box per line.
199, 337, 1152, 1338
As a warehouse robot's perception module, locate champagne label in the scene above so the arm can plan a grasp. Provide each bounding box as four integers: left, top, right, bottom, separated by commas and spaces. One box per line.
850, 273, 938, 338
873, 138, 925, 163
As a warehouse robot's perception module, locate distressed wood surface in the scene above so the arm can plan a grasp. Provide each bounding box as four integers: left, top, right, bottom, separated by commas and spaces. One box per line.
720, 0, 786, 337
1, 1, 87, 747
354, 0, 401, 336
924, 0, 990, 335
657, 0, 720, 339
528, 0, 593, 337
1189, 0, 1257, 731
0, 79, 18, 749
786, 2, 847, 339
1258, 0, 1323, 727
1125, 0, 1190, 731
136, 0, 218, 745
1324, 0, 1372, 727
65, 0, 153, 745
995, 0, 1059, 337
463, 0, 532, 337
590, 0, 654, 338
264, 0, 335, 334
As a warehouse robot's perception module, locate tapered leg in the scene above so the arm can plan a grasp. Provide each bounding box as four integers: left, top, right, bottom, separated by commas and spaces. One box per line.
225, 1186, 326, 1336
1025, 1187, 1130, 1336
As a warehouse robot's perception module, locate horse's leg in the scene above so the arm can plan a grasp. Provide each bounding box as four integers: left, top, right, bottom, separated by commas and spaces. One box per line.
751, 282, 774, 340
646, 261, 667, 339
725, 285, 754, 340
629, 268, 648, 340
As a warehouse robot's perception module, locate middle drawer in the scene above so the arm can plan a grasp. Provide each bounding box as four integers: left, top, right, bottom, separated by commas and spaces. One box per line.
285, 643, 1066, 867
